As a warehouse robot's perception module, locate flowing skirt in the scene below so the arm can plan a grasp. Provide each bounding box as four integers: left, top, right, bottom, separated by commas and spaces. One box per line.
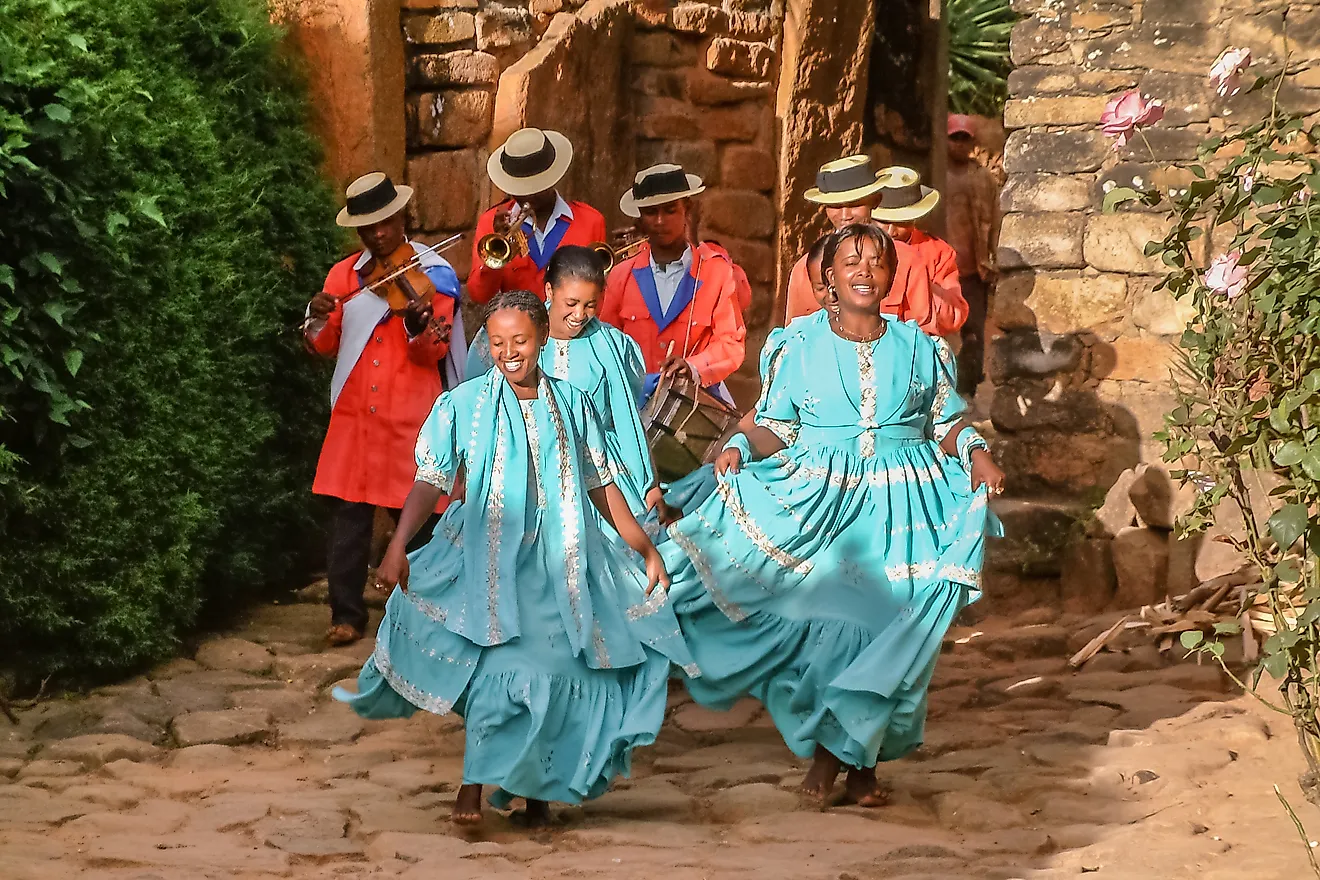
661, 438, 998, 769
336, 502, 697, 806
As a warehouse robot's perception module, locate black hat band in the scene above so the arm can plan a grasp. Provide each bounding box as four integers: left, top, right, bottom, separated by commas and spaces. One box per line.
633, 168, 691, 201
878, 182, 925, 209
500, 139, 557, 178
815, 161, 878, 194
346, 177, 400, 216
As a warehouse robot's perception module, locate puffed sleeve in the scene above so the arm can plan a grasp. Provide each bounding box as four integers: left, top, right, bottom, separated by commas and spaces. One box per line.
465, 328, 494, 379
415, 393, 463, 492
577, 395, 616, 491
752, 330, 799, 446
929, 336, 968, 442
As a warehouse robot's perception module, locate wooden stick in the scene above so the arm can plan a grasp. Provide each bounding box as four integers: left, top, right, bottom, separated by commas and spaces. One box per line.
1068, 615, 1130, 668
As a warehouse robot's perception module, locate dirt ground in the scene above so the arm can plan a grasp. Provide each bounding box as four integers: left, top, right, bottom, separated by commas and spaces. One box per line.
2, 599, 1316, 879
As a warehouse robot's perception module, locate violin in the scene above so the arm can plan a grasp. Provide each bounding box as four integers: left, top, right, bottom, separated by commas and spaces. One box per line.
362, 242, 437, 314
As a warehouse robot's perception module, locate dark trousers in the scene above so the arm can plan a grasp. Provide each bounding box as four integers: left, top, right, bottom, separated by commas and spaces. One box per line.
958, 274, 989, 394
327, 499, 439, 631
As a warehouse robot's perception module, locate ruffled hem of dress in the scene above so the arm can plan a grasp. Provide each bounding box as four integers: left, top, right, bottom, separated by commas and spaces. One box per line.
677, 578, 970, 768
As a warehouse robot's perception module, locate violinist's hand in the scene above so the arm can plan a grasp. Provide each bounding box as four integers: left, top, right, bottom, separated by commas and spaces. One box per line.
714, 447, 743, 476
403, 300, 433, 337
309, 292, 336, 320
427, 315, 452, 345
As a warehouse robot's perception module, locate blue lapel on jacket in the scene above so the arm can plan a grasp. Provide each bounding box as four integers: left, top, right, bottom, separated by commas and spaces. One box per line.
523, 215, 571, 270
631, 261, 703, 333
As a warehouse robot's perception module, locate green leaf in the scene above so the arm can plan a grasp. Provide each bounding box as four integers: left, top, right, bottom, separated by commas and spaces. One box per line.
1213, 620, 1242, 635
105, 212, 129, 235
1208, 641, 1225, 658
1180, 630, 1205, 649
64, 350, 83, 377
44, 104, 72, 123
36, 252, 64, 276
134, 196, 166, 228
67, 34, 88, 51
1264, 651, 1289, 679
1103, 186, 1142, 213
0, 265, 12, 290
1303, 453, 1320, 482
42, 301, 70, 327
1270, 406, 1292, 433
1277, 559, 1303, 584
1274, 440, 1306, 466
1143, 240, 1163, 257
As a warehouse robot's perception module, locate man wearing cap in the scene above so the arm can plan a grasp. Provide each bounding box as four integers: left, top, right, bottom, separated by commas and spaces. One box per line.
782, 156, 959, 337
468, 128, 607, 304
600, 164, 747, 406
305, 172, 463, 646
871, 166, 969, 337
944, 114, 1000, 393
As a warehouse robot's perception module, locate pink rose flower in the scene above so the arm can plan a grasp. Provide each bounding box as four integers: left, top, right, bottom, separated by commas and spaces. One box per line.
1204, 251, 1249, 300
1101, 90, 1165, 150
1209, 48, 1252, 98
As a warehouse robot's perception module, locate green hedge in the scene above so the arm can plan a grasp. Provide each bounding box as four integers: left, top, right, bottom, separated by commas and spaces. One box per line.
0, 0, 343, 684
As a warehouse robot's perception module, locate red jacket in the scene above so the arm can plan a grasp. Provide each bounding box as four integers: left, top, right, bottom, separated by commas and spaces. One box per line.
466, 199, 607, 304
600, 242, 747, 386
784, 239, 964, 336
906, 229, 968, 331
307, 253, 453, 510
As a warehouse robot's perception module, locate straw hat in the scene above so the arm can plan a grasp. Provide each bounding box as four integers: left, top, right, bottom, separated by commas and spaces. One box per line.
619, 164, 706, 217
870, 166, 941, 224
803, 155, 887, 205
487, 128, 574, 197
336, 173, 413, 228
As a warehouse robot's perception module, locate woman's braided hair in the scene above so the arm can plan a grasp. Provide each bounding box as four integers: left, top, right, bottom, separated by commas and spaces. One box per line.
484, 288, 550, 335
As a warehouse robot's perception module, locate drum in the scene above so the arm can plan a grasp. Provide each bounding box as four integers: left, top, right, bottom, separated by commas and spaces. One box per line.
642, 373, 741, 483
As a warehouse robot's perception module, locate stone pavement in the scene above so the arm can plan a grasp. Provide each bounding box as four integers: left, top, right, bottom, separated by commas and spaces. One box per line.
1, 600, 1313, 879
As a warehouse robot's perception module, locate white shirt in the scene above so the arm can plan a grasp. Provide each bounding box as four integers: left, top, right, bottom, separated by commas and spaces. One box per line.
650, 246, 693, 314
522, 193, 574, 249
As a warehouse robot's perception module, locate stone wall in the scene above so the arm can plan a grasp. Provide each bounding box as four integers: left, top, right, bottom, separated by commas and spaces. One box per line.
994, 0, 1320, 499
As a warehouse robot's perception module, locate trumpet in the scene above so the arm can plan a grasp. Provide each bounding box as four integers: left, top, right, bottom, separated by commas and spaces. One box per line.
590, 235, 646, 272
477, 202, 530, 270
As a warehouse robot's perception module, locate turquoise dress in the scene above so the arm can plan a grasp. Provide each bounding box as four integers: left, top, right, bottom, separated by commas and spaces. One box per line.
467, 322, 656, 518
336, 370, 698, 807
661, 314, 999, 769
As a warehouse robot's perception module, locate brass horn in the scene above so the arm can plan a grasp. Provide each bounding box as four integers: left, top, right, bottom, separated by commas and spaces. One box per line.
590, 235, 646, 272
477, 202, 531, 270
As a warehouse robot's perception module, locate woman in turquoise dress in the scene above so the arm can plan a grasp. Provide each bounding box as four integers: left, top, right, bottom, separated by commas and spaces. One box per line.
467, 246, 680, 527
337, 290, 696, 827
661, 224, 1005, 807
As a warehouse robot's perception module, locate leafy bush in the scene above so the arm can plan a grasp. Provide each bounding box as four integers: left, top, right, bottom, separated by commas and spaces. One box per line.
0, 0, 342, 684
947, 0, 1016, 118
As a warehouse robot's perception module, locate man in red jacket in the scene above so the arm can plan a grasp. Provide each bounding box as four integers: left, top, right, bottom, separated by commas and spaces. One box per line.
467, 128, 607, 304
305, 173, 460, 646
600, 163, 747, 406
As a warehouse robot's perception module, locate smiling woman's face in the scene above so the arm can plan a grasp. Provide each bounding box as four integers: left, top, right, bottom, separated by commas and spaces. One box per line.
546, 278, 601, 339
826, 233, 894, 316
486, 308, 546, 388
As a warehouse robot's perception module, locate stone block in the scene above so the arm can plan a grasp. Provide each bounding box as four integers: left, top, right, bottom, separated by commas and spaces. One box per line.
633, 31, 702, 68
671, 2, 728, 32
1004, 130, 1110, 175
699, 102, 770, 143
1061, 538, 1118, 613
410, 50, 498, 87
402, 0, 477, 7
989, 381, 1113, 434
1094, 467, 1140, 537
1009, 66, 1138, 97
989, 330, 1085, 381
998, 213, 1085, 270
273, 652, 367, 689
1130, 277, 1195, 336
1009, 18, 1071, 66
1094, 337, 1176, 383
194, 638, 273, 675
409, 90, 494, 148
1111, 526, 1170, 608
727, 10, 774, 39
1142, 0, 1214, 24
686, 67, 771, 106
1003, 95, 1110, 129
1083, 25, 1227, 75
633, 66, 687, 99
700, 189, 775, 238
988, 498, 1086, 576
706, 783, 798, 822
720, 144, 776, 191
43, 734, 161, 769
635, 96, 700, 139
403, 11, 475, 45
706, 37, 773, 79
476, 5, 533, 51
636, 139, 718, 184
1084, 214, 1187, 275
718, 236, 774, 283
994, 270, 1126, 334
1117, 127, 1207, 164
1000, 174, 1093, 213
171, 709, 274, 748
530, 0, 567, 15
407, 150, 479, 231
1138, 71, 1211, 125
1130, 463, 1175, 530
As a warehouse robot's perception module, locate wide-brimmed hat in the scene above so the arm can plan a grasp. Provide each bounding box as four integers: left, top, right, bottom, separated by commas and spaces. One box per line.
870, 166, 941, 224
488, 128, 574, 197
336, 172, 413, 227
803, 155, 886, 205
619, 163, 705, 217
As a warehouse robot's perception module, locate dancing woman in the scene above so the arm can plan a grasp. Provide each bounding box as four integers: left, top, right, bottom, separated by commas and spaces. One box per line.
661, 224, 1004, 807
337, 290, 696, 827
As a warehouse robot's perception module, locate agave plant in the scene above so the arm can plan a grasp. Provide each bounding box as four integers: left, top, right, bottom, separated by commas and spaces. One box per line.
947, 0, 1016, 118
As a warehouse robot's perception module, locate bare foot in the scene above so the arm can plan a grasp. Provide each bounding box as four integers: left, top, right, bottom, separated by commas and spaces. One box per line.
842, 766, 888, 808
799, 746, 842, 805
511, 798, 552, 828
452, 783, 483, 826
